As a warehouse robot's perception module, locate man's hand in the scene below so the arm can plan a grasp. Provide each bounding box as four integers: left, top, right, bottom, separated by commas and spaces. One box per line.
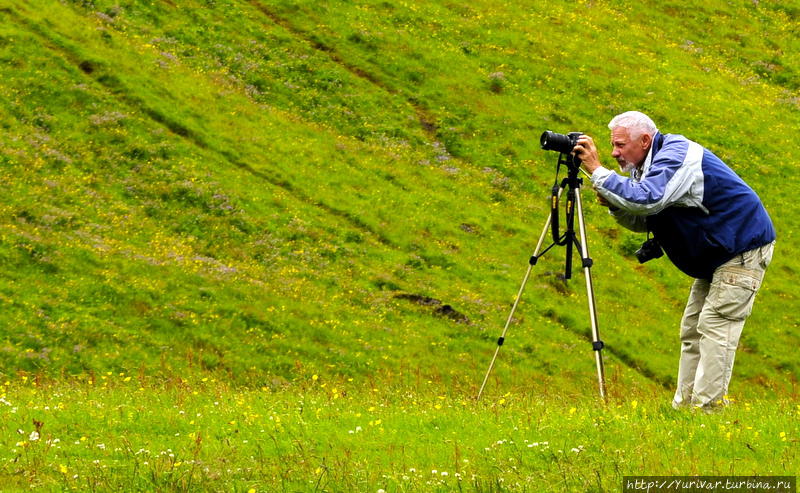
572, 134, 602, 174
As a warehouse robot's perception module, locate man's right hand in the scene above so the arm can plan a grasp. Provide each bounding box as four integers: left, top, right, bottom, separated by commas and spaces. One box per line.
572, 134, 602, 174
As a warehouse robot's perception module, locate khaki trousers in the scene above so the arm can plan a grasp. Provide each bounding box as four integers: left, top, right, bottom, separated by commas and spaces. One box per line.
673, 241, 774, 409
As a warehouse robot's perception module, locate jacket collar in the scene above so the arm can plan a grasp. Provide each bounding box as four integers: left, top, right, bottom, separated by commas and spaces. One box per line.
634, 131, 663, 181
651, 131, 665, 155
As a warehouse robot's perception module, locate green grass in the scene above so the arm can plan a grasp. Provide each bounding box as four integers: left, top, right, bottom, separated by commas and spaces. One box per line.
0, 0, 798, 489
2, 377, 798, 492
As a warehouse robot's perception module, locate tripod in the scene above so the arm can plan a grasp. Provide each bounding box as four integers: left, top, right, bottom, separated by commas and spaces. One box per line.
477, 152, 607, 400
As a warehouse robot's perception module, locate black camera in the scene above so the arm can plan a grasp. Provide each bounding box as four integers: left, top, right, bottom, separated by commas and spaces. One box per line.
540, 131, 583, 154
635, 237, 664, 264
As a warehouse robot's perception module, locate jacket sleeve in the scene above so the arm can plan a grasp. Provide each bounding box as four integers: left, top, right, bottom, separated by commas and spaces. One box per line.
589, 139, 707, 216
608, 208, 648, 232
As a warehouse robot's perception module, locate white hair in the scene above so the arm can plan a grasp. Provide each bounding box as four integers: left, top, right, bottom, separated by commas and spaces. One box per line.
608, 111, 658, 139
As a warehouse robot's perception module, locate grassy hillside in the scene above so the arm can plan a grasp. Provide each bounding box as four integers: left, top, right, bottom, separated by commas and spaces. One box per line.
1, 0, 798, 397
1, 0, 800, 490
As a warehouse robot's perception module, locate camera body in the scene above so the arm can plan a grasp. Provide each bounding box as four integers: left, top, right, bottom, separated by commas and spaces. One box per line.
635, 237, 664, 264
540, 130, 583, 154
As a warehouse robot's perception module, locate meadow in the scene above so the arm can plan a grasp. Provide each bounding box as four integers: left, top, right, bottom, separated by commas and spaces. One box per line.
2, 375, 798, 491
0, 0, 798, 490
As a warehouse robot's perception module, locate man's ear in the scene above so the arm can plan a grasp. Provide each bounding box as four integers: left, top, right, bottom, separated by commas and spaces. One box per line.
640, 132, 653, 150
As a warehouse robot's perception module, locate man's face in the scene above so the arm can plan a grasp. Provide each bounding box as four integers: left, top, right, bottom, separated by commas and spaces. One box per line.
610, 127, 650, 173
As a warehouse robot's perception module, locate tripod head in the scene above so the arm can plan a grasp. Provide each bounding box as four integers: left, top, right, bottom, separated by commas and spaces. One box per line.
557, 151, 583, 181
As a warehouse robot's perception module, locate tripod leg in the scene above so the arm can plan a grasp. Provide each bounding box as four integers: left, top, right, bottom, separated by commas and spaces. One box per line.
574, 187, 607, 400
477, 191, 562, 401
476, 262, 533, 401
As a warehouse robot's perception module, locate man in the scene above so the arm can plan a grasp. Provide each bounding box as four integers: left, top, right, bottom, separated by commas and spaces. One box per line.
572, 111, 775, 410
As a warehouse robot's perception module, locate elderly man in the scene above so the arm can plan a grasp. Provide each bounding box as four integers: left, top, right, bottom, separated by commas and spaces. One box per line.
572, 111, 775, 410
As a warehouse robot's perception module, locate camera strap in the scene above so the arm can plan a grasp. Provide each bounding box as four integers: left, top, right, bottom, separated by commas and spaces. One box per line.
550, 181, 561, 244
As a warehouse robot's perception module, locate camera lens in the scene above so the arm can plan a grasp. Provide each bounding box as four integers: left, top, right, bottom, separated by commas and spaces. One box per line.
540, 131, 576, 154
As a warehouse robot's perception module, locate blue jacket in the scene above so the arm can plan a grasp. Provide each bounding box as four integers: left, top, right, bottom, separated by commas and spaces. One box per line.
591, 132, 775, 279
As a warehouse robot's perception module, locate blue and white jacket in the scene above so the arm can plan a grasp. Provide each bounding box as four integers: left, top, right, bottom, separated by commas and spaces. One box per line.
590, 132, 775, 279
